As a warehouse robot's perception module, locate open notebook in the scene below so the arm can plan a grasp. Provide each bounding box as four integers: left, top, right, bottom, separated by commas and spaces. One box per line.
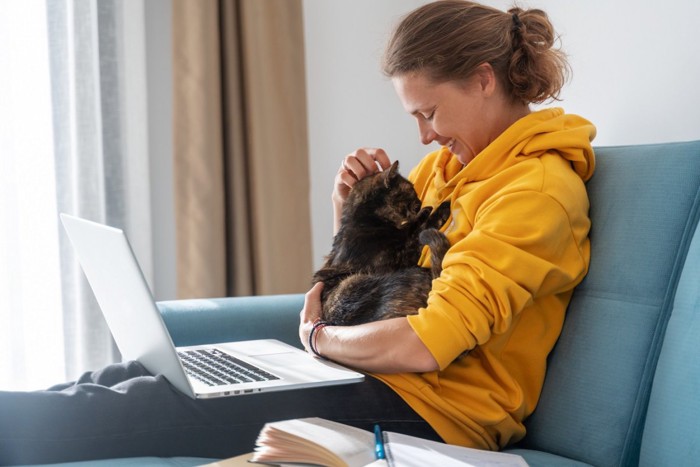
242, 417, 528, 467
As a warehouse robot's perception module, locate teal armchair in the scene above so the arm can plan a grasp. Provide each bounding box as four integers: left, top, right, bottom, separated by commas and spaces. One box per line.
15, 140, 700, 467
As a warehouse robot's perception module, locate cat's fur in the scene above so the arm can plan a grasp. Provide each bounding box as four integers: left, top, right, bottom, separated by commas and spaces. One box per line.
313, 161, 451, 326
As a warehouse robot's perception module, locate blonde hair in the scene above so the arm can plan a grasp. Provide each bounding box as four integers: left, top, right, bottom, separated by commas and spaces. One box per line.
382, 1, 570, 104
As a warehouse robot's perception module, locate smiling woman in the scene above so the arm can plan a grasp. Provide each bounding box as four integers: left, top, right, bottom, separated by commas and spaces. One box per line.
391, 68, 531, 166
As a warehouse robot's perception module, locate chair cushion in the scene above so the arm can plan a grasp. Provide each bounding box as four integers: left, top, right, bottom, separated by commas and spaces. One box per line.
639, 219, 700, 465
520, 141, 700, 466
159, 294, 305, 348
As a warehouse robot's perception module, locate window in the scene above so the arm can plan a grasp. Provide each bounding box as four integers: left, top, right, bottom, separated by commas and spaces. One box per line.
0, 0, 66, 390
0, 0, 162, 390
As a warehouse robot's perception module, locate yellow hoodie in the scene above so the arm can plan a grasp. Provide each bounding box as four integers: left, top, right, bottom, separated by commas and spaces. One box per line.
373, 108, 596, 450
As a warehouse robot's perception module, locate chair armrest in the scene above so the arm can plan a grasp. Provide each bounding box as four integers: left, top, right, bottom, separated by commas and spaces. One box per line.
157, 293, 305, 349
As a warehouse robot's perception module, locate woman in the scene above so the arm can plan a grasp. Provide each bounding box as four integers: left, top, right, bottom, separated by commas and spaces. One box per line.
300, 0, 595, 450
0, 1, 595, 463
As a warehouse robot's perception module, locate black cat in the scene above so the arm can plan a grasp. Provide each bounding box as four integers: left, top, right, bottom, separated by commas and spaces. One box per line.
313, 161, 451, 326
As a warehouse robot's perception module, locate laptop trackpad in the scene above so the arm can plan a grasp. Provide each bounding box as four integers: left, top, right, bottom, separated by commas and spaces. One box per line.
255, 352, 308, 367
225, 339, 300, 357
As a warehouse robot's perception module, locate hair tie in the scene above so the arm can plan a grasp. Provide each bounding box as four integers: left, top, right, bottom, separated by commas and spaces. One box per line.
512, 12, 523, 33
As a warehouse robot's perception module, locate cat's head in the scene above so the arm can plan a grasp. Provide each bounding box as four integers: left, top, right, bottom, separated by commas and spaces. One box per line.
344, 160, 424, 229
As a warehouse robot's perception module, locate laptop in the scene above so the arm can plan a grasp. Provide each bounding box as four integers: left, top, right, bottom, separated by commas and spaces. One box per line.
59, 213, 364, 399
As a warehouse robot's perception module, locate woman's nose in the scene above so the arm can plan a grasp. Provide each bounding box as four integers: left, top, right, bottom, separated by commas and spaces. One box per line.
419, 121, 437, 145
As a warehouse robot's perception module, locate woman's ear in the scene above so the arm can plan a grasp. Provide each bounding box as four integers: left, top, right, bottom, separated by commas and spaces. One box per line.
473, 62, 496, 96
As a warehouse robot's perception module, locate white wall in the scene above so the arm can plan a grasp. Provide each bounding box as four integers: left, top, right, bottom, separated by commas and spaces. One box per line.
303, 0, 437, 268
303, 0, 700, 269
504, 0, 700, 144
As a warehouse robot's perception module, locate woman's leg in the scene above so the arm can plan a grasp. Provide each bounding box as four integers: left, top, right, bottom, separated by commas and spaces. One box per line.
0, 361, 439, 465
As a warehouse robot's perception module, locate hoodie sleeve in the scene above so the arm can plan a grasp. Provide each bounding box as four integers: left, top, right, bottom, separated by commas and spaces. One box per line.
407, 188, 591, 369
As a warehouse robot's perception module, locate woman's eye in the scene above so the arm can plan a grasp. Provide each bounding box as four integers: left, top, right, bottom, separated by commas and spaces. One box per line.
423, 110, 435, 121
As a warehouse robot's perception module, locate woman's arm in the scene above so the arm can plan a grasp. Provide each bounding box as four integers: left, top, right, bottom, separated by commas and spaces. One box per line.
299, 283, 439, 374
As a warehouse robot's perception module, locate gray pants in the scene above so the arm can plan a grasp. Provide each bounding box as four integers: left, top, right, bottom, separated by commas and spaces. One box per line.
0, 361, 440, 465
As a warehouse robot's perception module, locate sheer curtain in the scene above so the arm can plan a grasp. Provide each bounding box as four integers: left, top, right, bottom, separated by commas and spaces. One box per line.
0, 0, 64, 391
0, 0, 153, 390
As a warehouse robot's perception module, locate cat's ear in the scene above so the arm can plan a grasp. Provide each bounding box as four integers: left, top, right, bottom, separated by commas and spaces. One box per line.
383, 160, 400, 188
416, 206, 432, 224
388, 160, 400, 176
427, 201, 452, 229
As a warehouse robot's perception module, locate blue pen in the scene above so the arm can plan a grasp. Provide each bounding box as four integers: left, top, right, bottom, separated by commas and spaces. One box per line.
374, 424, 386, 460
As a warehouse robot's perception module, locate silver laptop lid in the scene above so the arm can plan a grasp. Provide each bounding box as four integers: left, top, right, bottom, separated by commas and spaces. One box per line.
60, 213, 195, 397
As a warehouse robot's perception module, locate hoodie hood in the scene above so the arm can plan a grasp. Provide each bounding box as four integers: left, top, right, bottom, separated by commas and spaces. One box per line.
425, 108, 596, 201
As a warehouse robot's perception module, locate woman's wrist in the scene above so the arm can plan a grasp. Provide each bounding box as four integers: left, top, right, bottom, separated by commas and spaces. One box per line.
308, 319, 329, 359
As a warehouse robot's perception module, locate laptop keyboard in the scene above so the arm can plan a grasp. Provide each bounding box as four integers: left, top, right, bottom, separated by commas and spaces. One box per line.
178, 348, 280, 387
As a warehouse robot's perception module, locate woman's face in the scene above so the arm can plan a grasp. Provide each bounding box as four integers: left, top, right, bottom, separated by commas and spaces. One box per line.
392, 68, 507, 166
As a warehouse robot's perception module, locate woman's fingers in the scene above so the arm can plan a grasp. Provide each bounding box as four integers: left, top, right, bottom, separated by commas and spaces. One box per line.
334, 148, 393, 203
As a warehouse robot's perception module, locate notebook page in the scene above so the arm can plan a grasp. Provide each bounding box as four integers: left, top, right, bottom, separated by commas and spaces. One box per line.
385, 431, 528, 467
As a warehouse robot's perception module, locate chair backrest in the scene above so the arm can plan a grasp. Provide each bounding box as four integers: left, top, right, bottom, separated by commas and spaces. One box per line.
521, 141, 700, 466
639, 206, 700, 465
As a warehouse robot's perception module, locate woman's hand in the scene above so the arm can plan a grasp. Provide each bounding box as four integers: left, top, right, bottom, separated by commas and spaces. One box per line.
333, 148, 392, 233
298, 281, 439, 374
299, 282, 324, 353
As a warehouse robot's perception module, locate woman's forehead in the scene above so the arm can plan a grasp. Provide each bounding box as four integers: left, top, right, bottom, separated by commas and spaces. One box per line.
392, 73, 470, 113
